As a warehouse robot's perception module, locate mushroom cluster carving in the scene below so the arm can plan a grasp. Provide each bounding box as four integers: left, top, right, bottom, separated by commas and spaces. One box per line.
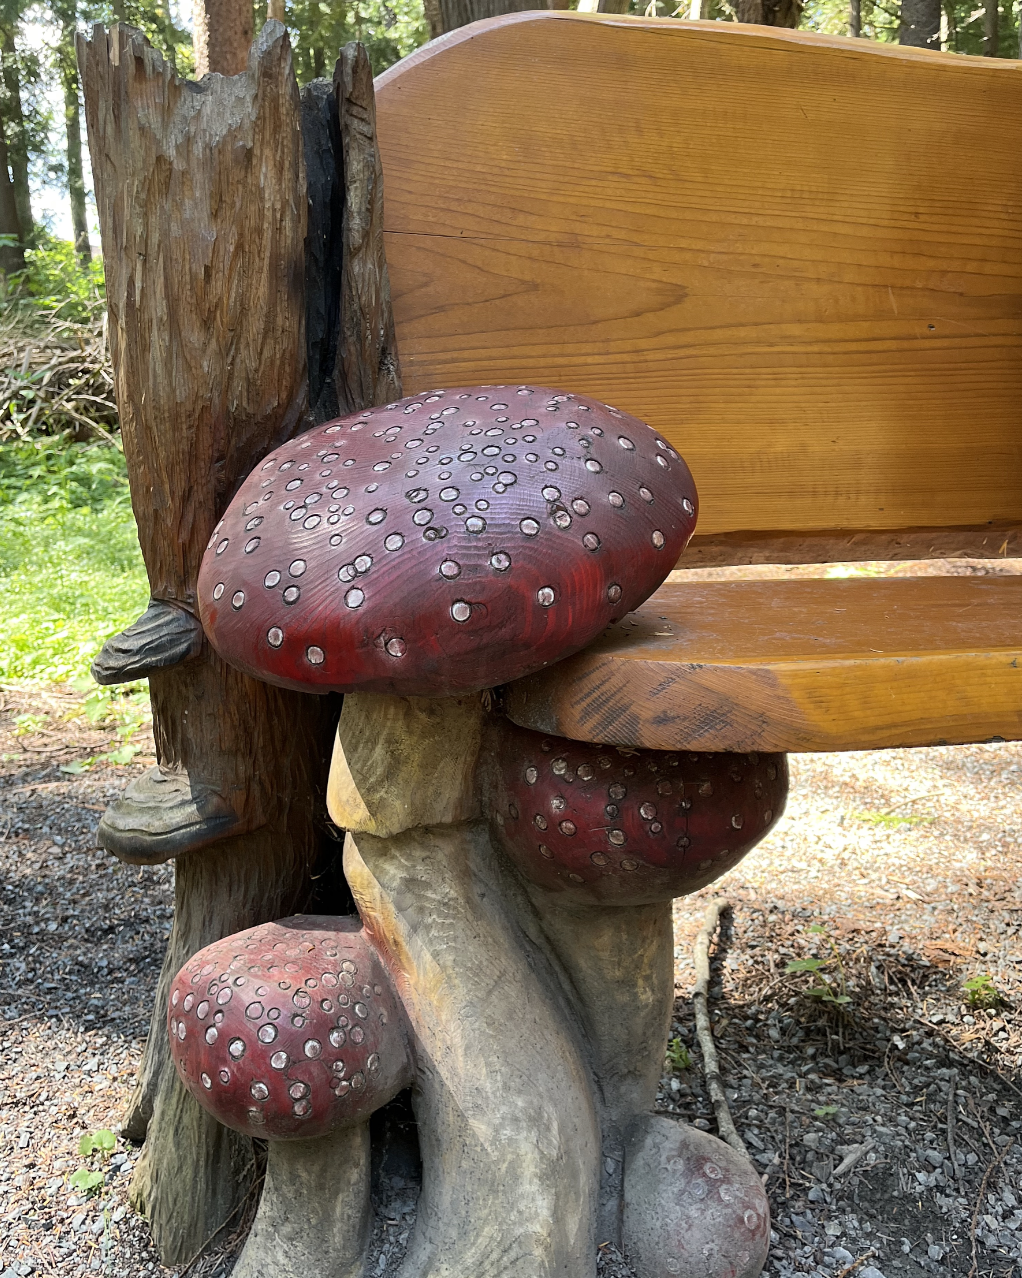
173, 384, 780, 1278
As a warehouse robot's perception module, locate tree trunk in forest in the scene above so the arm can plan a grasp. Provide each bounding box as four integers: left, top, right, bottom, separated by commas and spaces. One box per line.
899, 0, 940, 46
0, 25, 32, 240
193, 0, 253, 76
735, 0, 802, 25
0, 111, 24, 275
984, 0, 998, 54
430, 0, 569, 37
55, 8, 91, 265
849, 0, 861, 36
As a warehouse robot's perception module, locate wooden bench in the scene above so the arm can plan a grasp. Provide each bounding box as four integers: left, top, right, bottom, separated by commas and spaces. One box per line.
374, 11, 1022, 755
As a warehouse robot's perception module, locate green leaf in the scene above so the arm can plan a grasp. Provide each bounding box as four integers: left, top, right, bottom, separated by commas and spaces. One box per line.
92, 1129, 117, 1152
60, 759, 93, 774
69, 1167, 104, 1193
786, 958, 826, 973
814, 1105, 839, 1117
807, 924, 828, 934
78, 1133, 94, 1156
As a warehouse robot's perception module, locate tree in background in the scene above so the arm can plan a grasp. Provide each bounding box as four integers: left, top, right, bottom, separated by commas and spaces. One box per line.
194, 0, 251, 74
899, 0, 939, 44
281, 0, 426, 80
0, 108, 23, 273
0, 0, 45, 245
54, 0, 89, 262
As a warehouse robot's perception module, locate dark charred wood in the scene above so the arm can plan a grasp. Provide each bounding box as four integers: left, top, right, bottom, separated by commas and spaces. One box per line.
302, 78, 344, 425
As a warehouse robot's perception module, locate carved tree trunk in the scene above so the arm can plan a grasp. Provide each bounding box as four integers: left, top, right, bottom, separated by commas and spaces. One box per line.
78, 22, 338, 1263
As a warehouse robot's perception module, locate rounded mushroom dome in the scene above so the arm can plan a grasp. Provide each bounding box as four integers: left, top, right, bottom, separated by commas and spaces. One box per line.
197, 386, 697, 696
168, 916, 412, 1140
481, 722, 788, 906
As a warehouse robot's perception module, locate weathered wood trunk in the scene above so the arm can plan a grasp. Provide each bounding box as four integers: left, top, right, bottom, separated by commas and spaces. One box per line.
78, 22, 383, 1262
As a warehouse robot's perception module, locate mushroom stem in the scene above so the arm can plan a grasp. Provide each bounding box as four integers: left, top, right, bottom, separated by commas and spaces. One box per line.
231, 1124, 371, 1278
522, 894, 675, 1247
332, 692, 601, 1278
345, 823, 599, 1278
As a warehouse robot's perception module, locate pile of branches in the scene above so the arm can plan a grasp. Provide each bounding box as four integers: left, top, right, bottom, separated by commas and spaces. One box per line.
0, 307, 119, 444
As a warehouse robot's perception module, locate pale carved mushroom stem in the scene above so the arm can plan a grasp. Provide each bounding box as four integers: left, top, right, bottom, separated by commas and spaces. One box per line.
330, 692, 601, 1278
522, 894, 675, 1246
231, 1124, 371, 1278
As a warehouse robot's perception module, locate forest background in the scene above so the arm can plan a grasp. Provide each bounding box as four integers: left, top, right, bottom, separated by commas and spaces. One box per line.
0, 0, 1017, 746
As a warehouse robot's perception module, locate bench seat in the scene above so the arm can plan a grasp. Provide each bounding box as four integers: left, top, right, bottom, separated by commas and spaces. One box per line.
505, 576, 1022, 752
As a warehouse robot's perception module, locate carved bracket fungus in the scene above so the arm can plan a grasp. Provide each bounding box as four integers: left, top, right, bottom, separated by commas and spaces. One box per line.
169, 916, 413, 1278
197, 386, 697, 697
481, 722, 788, 906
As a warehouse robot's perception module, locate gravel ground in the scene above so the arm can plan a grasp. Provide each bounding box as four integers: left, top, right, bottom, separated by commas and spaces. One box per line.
2, 607, 1019, 1278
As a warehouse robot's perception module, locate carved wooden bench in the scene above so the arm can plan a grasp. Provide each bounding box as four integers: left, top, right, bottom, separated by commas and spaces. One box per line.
375, 11, 1022, 758
79, 14, 1021, 1278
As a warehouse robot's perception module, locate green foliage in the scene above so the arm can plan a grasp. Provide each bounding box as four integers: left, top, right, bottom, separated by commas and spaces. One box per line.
852, 810, 934, 829
1, 231, 106, 326
0, 437, 149, 684
70, 1128, 117, 1196
278, 0, 428, 80
962, 972, 1002, 1009
78, 1128, 116, 1156
785, 923, 853, 1007
666, 1036, 693, 1072
68, 1167, 104, 1192
814, 1105, 840, 1118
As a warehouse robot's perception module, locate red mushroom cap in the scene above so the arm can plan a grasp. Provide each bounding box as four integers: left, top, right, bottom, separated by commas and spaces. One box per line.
197, 386, 697, 697
481, 723, 788, 906
168, 916, 412, 1139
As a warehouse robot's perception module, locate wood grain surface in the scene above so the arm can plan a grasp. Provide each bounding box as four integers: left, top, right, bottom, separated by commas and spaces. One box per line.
375, 14, 1022, 542
504, 576, 1022, 752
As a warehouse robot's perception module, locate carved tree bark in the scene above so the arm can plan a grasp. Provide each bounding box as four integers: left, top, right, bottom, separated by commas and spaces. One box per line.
78, 22, 340, 1263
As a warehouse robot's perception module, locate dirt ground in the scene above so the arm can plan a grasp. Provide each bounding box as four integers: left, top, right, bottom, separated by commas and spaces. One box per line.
1, 575, 1020, 1278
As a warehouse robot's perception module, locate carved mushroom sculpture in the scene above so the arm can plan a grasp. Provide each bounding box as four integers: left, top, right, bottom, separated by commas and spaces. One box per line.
197, 385, 697, 695
169, 916, 413, 1278
481, 721, 789, 906
192, 385, 768, 1278
479, 723, 785, 1271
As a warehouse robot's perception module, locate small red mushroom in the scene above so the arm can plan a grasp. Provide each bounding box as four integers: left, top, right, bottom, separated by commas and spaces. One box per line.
624, 1116, 771, 1278
196, 386, 697, 697
168, 915, 412, 1139
481, 722, 788, 906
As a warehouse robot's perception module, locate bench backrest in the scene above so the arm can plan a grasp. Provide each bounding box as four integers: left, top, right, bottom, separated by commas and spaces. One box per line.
374, 14, 1022, 565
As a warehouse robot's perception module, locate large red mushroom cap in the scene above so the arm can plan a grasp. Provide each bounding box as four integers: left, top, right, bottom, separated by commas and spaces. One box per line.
197, 386, 697, 697
481, 723, 788, 906
168, 916, 412, 1140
